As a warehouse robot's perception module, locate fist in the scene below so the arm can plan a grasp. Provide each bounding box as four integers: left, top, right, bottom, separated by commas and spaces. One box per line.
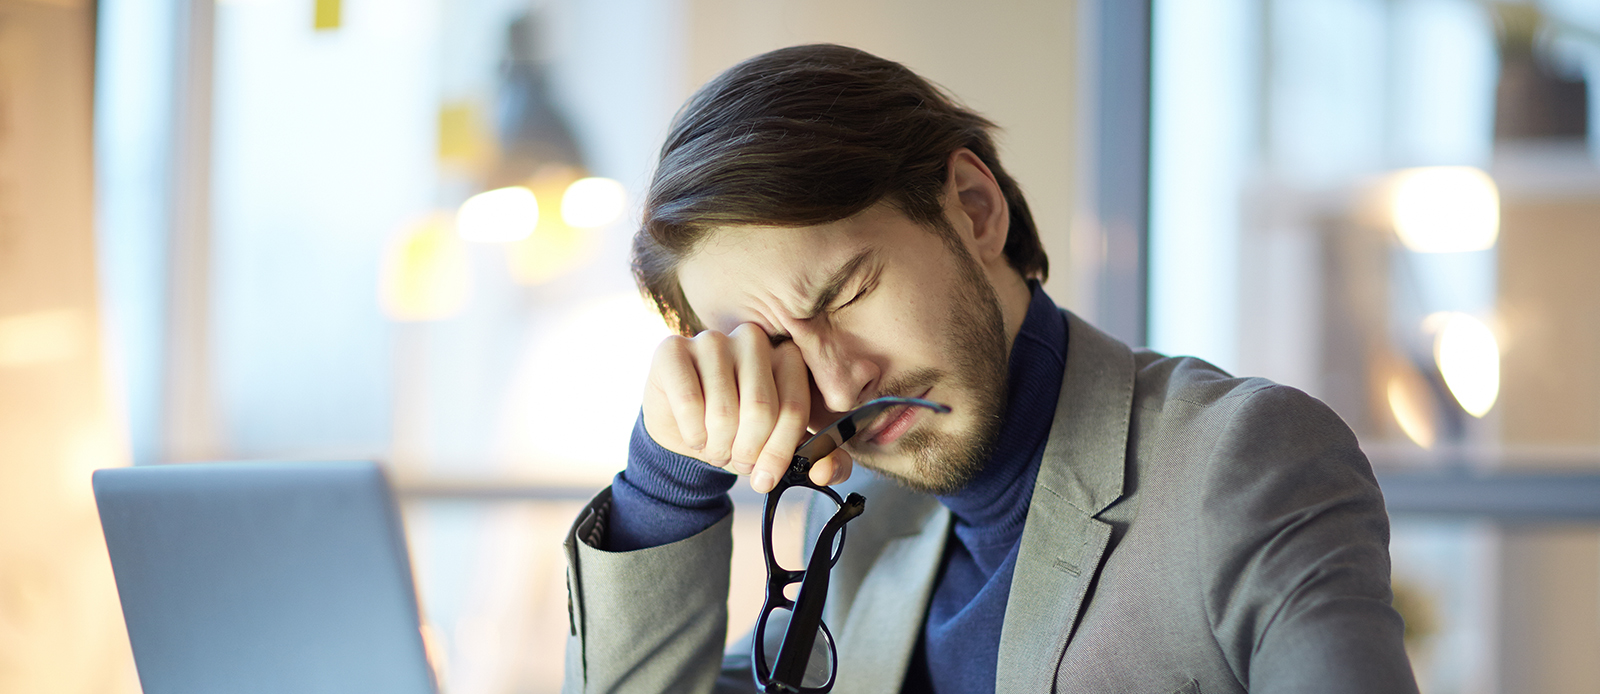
642, 324, 852, 493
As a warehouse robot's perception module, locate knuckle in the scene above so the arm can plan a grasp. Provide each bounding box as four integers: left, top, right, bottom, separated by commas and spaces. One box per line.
706, 403, 739, 429
742, 396, 778, 419
734, 326, 773, 357
652, 338, 690, 372
729, 323, 764, 341
732, 440, 763, 465
777, 396, 809, 420
702, 438, 734, 462
709, 401, 737, 426
677, 388, 706, 410
694, 329, 731, 349
658, 334, 692, 357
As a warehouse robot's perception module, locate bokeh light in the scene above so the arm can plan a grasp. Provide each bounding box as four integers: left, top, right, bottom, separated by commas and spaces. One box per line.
457, 186, 539, 243
1389, 166, 1499, 253
1387, 371, 1437, 450
1431, 312, 1500, 418
559, 177, 626, 229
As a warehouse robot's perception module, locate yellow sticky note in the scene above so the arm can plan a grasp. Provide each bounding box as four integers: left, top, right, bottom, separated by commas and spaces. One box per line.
314, 0, 340, 31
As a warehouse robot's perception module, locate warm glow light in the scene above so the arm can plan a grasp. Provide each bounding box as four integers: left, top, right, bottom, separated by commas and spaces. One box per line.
506, 174, 601, 285
1432, 312, 1500, 418
560, 177, 626, 228
0, 308, 85, 367
506, 217, 589, 284
379, 215, 471, 321
1389, 166, 1499, 253
1387, 373, 1437, 449
457, 186, 539, 242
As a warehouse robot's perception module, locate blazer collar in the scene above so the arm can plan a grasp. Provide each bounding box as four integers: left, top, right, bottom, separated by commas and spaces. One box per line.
1036, 309, 1134, 516
995, 310, 1136, 692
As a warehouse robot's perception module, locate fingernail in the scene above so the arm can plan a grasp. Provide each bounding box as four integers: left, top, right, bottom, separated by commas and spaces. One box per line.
753, 470, 775, 493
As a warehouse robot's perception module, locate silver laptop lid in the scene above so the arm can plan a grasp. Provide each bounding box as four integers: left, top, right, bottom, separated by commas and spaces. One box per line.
93, 461, 437, 694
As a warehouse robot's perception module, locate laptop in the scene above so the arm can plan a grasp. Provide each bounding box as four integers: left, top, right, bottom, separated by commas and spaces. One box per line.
93, 460, 439, 694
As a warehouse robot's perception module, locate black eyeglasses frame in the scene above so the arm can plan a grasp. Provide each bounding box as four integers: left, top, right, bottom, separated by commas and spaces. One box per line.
750, 396, 950, 693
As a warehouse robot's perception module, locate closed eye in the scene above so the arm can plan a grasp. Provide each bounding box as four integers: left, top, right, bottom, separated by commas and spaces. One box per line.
831, 263, 882, 314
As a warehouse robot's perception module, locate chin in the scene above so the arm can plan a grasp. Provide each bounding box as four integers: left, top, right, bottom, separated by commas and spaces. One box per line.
851, 453, 917, 483
852, 427, 989, 496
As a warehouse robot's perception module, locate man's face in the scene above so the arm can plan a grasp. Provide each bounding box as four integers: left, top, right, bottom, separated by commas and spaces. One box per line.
676, 202, 1010, 494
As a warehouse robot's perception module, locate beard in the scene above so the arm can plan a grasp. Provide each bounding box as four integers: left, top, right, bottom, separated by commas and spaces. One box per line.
852, 239, 1010, 495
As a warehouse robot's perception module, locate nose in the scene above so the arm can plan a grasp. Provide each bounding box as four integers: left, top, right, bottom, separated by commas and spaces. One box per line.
801, 331, 879, 414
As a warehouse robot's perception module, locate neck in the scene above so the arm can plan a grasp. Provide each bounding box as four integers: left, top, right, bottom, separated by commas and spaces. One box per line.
990, 266, 1033, 352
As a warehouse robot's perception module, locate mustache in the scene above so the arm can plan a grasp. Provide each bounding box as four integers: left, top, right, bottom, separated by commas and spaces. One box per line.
809, 367, 945, 424
873, 367, 943, 403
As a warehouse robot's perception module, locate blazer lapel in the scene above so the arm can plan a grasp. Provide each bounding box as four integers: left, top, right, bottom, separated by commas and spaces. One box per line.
833, 503, 950, 694
995, 311, 1135, 693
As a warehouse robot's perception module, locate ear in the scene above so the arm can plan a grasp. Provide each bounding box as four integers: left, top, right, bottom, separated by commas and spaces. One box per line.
944, 148, 1010, 266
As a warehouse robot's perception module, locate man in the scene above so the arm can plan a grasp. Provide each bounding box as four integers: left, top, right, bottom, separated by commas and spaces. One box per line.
563, 44, 1417, 693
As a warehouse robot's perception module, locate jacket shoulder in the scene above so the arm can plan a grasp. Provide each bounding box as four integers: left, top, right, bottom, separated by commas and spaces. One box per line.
1129, 350, 1280, 414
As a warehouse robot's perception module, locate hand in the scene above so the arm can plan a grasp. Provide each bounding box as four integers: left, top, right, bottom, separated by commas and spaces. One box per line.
643, 323, 853, 493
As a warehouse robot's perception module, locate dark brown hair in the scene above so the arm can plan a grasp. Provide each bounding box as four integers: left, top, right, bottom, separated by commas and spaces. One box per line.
633, 43, 1045, 334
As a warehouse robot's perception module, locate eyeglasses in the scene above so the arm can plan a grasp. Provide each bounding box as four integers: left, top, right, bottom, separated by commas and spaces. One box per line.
753, 396, 950, 693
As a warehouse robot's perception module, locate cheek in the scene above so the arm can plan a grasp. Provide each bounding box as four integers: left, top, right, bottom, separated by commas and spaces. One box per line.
850, 293, 935, 363
879, 272, 962, 361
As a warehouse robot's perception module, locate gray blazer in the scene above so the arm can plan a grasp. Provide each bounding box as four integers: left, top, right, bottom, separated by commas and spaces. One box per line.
563, 311, 1418, 693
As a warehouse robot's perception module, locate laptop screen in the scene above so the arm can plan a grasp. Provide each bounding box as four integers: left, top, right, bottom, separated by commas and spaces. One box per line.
94, 460, 438, 694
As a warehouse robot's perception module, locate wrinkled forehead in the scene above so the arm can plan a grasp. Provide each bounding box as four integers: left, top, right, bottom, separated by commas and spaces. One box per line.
676, 222, 865, 331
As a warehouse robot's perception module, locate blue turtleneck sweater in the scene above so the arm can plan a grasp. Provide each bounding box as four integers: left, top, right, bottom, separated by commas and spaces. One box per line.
607, 284, 1067, 694
901, 285, 1066, 692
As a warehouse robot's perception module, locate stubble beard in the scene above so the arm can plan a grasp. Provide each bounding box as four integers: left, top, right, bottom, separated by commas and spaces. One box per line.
863, 244, 1010, 496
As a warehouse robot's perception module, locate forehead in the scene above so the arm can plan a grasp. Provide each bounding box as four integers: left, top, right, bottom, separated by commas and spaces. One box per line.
675, 204, 914, 329
676, 223, 858, 323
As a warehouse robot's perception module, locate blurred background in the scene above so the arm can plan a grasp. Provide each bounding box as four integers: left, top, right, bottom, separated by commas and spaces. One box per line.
1, 0, 1597, 691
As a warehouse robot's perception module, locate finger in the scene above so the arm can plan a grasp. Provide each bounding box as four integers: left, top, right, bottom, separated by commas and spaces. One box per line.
729, 324, 777, 475
648, 336, 707, 452
809, 448, 854, 486
691, 331, 739, 469
752, 340, 810, 493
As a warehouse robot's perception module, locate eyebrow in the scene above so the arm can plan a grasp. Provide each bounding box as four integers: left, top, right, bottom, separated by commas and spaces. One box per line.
804, 248, 876, 318
767, 248, 875, 344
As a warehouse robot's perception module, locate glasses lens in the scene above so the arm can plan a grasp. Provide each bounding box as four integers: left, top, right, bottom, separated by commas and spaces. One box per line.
759, 606, 834, 689
771, 486, 844, 574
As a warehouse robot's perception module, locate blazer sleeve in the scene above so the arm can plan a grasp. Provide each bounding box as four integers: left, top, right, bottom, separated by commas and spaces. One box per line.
1197, 385, 1419, 693
563, 486, 746, 693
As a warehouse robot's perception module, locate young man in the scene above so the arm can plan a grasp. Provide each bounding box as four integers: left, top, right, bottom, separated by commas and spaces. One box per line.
563, 44, 1417, 693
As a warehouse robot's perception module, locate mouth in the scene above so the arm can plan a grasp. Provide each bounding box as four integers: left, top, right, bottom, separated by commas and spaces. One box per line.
860, 388, 933, 446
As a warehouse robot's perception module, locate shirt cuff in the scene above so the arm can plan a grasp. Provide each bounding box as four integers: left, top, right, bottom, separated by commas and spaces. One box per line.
605, 412, 736, 551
